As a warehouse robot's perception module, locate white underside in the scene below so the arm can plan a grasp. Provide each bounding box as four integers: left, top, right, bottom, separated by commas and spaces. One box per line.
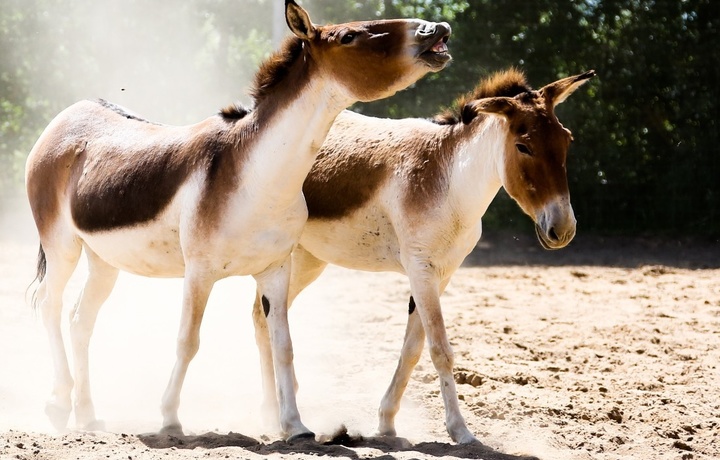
74, 175, 309, 279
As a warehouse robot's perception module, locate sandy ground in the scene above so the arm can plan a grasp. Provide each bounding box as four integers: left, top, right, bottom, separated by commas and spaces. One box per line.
1, 200, 718, 460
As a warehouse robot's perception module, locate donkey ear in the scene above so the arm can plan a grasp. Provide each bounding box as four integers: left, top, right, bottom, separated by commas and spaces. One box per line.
463, 97, 516, 124
285, 0, 317, 41
540, 70, 596, 107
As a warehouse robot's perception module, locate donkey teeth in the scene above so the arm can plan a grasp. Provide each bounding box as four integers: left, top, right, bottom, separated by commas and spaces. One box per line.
431, 40, 448, 53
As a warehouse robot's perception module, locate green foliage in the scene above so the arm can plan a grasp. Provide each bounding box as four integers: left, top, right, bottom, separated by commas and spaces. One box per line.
0, 0, 272, 195
345, 0, 720, 236
1, 0, 718, 236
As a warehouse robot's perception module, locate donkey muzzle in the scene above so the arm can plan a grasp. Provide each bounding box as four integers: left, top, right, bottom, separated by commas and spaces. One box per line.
535, 199, 576, 250
415, 21, 452, 39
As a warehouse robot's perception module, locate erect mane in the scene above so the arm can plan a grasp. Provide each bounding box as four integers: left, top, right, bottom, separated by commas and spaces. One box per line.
219, 102, 252, 120
433, 68, 532, 125
218, 36, 308, 120
249, 36, 307, 105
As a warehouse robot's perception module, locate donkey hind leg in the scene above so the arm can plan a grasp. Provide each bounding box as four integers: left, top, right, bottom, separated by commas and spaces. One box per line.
252, 246, 327, 433
69, 247, 119, 430
37, 238, 82, 431
254, 259, 314, 441
377, 296, 426, 437
160, 268, 215, 434
406, 275, 477, 444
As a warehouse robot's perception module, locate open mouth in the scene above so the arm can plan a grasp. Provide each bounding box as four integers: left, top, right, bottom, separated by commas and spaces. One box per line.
428, 35, 449, 54
419, 34, 451, 68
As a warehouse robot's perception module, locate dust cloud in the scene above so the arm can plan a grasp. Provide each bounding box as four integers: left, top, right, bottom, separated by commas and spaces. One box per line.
26, 1, 277, 124
0, 198, 429, 440
0, 219, 431, 440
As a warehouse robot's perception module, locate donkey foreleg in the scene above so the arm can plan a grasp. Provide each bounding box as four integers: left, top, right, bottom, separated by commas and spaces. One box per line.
254, 262, 313, 441
407, 274, 477, 444
253, 246, 328, 435
377, 298, 425, 436
160, 269, 215, 434
69, 247, 119, 430
252, 291, 280, 430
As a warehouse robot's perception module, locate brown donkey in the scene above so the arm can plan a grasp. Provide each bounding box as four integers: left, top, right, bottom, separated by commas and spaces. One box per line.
25, 0, 451, 439
254, 68, 595, 442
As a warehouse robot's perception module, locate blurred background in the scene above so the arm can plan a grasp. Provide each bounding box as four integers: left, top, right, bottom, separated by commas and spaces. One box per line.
1, 0, 718, 237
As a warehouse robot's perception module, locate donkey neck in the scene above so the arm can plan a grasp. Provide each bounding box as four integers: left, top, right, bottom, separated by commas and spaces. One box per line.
446, 117, 507, 224
239, 77, 353, 204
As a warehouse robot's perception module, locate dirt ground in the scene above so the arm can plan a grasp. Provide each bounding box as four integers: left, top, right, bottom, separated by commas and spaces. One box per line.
1, 200, 718, 460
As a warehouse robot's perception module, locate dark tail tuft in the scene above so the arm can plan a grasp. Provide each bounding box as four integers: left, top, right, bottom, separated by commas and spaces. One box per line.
28, 244, 47, 309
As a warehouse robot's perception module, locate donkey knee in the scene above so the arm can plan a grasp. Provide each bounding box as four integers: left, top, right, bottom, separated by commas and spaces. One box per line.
427, 342, 454, 372
175, 336, 200, 362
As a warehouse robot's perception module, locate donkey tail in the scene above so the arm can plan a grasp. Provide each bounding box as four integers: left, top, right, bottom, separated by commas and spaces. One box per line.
28, 243, 47, 310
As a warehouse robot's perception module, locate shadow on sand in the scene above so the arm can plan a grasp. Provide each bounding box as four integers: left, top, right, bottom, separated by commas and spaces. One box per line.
138, 426, 540, 460
463, 231, 720, 269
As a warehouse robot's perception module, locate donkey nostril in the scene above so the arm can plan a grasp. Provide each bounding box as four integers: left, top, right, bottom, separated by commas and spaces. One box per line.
548, 227, 559, 241
417, 23, 436, 36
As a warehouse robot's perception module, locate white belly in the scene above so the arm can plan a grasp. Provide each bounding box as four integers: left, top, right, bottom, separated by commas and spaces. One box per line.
77, 190, 308, 279
79, 222, 186, 277
300, 203, 485, 278
300, 207, 404, 273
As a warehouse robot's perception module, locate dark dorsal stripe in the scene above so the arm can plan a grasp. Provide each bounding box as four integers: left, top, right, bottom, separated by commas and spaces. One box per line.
95, 98, 160, 125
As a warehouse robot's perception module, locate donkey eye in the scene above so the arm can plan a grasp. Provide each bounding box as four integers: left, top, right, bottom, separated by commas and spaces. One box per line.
516, 143, 533, 156
340, 33, 356, 44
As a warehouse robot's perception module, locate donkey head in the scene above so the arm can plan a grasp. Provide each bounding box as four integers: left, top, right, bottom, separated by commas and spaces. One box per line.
285, 0, 451, 103
468, 70, 595, 249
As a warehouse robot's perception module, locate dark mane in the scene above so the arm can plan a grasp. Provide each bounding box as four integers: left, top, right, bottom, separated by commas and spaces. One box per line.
219, 102, 252, 120
433, 68, 532, 125
249, 36, 307, 105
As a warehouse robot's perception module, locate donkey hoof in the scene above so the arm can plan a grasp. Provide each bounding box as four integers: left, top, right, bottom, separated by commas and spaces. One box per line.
369, 435, 412, 450
455, 433, 481, 445
286, 431, 316, 443
45, 403, 71, 432
159, 423, 184, 436
375, 428, 397, 438
80, 419, 106, 432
